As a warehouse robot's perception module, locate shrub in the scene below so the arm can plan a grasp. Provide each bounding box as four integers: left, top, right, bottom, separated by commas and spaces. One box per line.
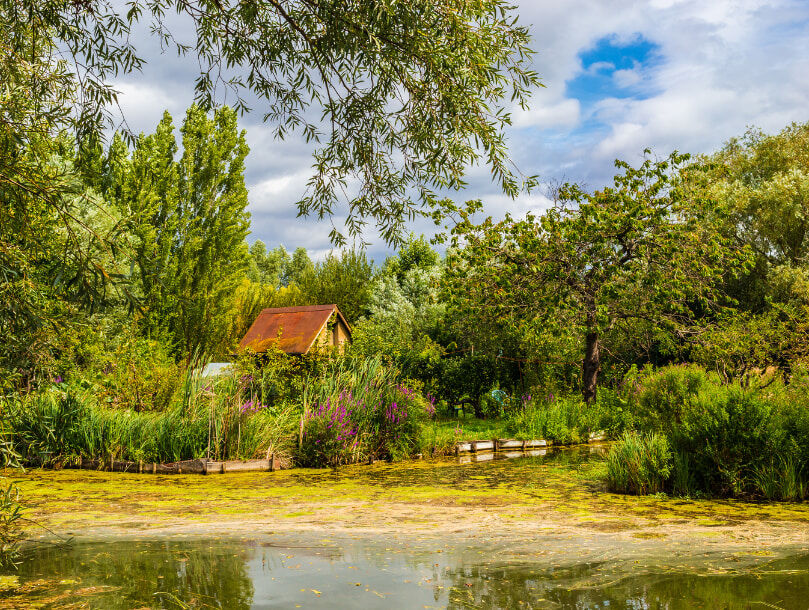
633, 364, 715, 432
297, 357, 432, 467
614, 364, 809, 499
606, 431, 672, 495
94, 335, 183, 412
0, 431, 22, 569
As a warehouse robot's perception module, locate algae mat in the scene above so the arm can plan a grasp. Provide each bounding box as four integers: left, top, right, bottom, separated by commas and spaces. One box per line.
8, 447, 809, 551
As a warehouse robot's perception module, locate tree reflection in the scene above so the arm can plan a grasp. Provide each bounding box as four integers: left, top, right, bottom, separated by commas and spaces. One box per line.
17, 540, 254, 608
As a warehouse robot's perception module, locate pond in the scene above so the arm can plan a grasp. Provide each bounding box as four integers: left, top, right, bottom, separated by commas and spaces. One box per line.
6, 535, 809, 608
5, 446, 809, 607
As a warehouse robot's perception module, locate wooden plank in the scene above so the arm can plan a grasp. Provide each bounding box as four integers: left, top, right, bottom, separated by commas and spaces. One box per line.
220, 459, 271, 473
207, 461, 224, 474
497, 439, 523, 450
455, 442, 472, 454
471, 440, 495, 452
524, 439, 548, 448
588, 431, 607, 442
500, 451, 525, 460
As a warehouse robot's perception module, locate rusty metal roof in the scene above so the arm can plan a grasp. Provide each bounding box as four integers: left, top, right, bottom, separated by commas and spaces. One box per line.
237, 304, 351, 355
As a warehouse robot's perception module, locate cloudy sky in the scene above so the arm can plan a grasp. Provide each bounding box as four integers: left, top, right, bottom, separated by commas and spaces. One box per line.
112, 0, 809, 262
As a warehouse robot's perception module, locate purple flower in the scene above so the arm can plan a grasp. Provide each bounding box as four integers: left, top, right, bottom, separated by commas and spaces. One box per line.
54, 375, 63, 384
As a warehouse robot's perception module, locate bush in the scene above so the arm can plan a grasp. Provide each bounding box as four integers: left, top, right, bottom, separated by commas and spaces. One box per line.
633, 364, 714, 432
507, 395, 590, 444
675, 384, 773, 496
609, 364, 809, 499
606, 431, 672, 495
297, 357, 432, 467
0, 431, 22, 569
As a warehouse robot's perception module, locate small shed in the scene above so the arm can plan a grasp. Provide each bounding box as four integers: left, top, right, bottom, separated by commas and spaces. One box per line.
238, 304, 352, 355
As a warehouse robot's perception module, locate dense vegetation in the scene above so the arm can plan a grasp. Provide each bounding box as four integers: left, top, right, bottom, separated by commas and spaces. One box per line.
3, 116, 807, 486
2, 0, 809, 570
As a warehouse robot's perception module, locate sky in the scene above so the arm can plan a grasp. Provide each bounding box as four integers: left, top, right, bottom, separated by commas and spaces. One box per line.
111, 0, 809, 262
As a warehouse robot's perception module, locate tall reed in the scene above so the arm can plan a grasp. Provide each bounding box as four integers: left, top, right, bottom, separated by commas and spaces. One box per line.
4, 373, 297, 464
297, 356, 431, 467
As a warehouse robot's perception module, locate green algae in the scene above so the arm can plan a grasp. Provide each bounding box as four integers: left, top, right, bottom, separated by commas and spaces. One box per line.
8, 447, 809, 542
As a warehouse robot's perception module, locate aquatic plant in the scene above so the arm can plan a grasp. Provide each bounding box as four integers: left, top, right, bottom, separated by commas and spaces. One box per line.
606, 431, 672, 495
3, 373, 298, 465
297, 357, 431, 466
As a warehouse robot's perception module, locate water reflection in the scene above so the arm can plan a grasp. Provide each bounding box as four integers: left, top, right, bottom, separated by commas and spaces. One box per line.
6, 537, 809, 608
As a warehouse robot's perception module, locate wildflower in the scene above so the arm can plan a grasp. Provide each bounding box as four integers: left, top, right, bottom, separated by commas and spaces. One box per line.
54, 375, 63, 384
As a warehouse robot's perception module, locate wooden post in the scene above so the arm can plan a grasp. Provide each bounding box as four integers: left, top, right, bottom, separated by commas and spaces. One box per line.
152, 462, 157, 474
138, 461, 143, 474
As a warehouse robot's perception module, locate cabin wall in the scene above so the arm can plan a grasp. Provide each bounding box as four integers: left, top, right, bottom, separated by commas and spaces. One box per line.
332, 320, 350, 352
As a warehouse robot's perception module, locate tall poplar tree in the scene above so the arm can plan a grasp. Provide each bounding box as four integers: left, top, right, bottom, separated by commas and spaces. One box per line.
106, 106, 250, 357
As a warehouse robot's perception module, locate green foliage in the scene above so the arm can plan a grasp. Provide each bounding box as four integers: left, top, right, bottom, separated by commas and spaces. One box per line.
104, 106, 251, 357
506, 395, 600, 444
608, 365, 809, 500
296, 249, 375, 323
606, 431, 672, 495
449, 152, 749, 400
350, 236, 446, 389
297, 357, 431, 467
6, 0, 539, 246
674, 385, 773, 496
437, 355, 501, 419
4, 377, 298, 465
632, 364, 715, 432
0, 429, 23, 569
92, 334, 183, 412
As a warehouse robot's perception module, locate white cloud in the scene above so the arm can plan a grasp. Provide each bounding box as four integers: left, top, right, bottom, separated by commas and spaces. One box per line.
512, 98, 581, 129
112, 0, 809, 259
613, 68, 642, 88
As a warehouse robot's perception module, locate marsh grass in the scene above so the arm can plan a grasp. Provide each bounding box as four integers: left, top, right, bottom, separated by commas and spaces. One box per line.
606, 431, 672, 495
752, 456, 807, 502
506, 396, 606, 444
297, 356, 431, 466
4, 373, 297, 465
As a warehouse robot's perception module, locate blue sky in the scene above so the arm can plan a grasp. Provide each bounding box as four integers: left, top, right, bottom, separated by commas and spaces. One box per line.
112, 0, 809, 262
568, 36, 661, 106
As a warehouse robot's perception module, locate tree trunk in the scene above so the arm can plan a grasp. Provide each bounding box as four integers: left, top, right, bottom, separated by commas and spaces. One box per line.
582, 331, 600, 403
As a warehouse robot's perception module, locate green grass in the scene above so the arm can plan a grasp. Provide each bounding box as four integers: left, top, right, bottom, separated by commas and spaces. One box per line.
423, 416, 511, 455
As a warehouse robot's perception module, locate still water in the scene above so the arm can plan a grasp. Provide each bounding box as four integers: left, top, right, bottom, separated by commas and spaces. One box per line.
7, 535, 809, 608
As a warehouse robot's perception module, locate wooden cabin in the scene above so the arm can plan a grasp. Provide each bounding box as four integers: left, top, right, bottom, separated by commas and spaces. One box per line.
237, 304, 351, 355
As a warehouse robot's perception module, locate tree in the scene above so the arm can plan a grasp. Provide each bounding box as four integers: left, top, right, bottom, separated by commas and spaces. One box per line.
704, 122, 809, 310
351, 237, 445, 385
5, 0, 540, 246
449, 152, 749, 401
104, 105, 251, 357
298, 248, 374, 323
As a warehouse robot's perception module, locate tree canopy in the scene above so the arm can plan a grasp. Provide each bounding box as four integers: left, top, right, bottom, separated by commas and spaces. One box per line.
448, 152, 750, 401
4, 0, 540, 245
